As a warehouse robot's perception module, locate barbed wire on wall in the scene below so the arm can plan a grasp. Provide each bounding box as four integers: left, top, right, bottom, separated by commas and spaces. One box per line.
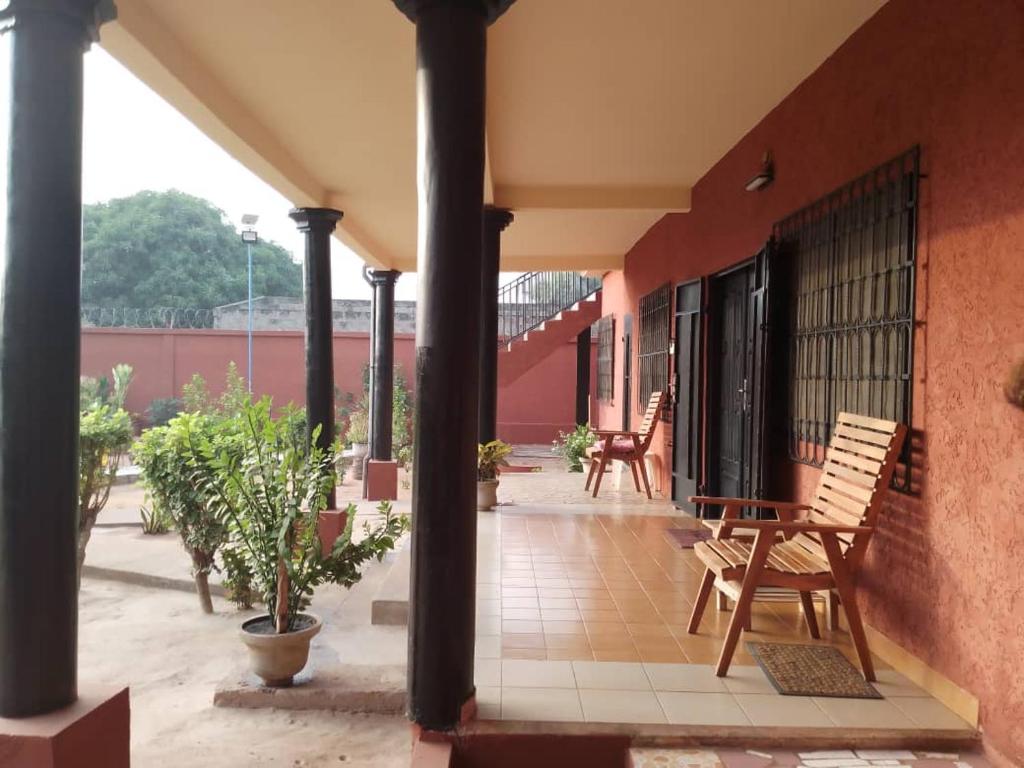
81, 307, 216, 329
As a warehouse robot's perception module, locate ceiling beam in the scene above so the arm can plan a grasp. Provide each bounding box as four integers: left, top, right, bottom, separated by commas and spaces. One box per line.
493, 184, 691, 212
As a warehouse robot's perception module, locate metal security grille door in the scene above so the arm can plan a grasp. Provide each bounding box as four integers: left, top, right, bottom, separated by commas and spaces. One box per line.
672, 280, 703, 511
622, 314, 633, 431
638, 284, 671, 407
776, 148, 919, 492
596, 315, 615, 402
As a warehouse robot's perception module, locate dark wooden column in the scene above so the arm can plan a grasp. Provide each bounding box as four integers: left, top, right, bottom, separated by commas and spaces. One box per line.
366, 270, 400, 461
393, 0, 514, 731
576, 326, 592, 426
478, 207, 513, 444
289, 207, 343, 509
0, 0, 114, 718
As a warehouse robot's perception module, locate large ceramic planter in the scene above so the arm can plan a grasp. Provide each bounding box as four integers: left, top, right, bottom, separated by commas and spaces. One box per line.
477, 479, 499, 511
350, 443, 369, 481
239, 612, 322, 687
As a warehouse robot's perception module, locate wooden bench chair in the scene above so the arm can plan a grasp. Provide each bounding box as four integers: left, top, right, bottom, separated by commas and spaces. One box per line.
585, 390, 665, 499
686, 412, 907, 680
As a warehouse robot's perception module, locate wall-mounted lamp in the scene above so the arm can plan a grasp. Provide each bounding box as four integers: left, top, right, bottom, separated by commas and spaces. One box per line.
745, 151, 774, 192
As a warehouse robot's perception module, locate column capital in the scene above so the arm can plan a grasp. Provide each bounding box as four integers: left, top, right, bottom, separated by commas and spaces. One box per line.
483, 206, 514, 233
0, 0, 116, 43
288, 207, 343, 234
366, 269, 402, 287
392, 0, 515, 25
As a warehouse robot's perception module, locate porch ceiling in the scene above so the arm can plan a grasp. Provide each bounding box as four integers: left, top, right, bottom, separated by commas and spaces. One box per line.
100, 0, 884, 273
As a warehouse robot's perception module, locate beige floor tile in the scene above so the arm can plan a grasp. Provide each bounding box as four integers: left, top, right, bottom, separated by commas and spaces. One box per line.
595, 648, 641, 662
500, 687, 583, 722
579, 689, 667, 724
541, 608, 582, 622
502, 596, 539, 609
502, 608, 541, 621
813, 697, 917, 729
501, 658, 576, 688
571, 661, 651, 691
503, 619, 542, 634
720, 664, 775, 694
643, 663, 730, 693
502, 647, 547, 660
539, 597, 577, 611
476, 615, 501, 634
477, 598, 502, 616
502, 632, 545, 650
872, 669, 928, 697
657, 691, 750, 725
888, 697, 973, 729
547, 647, 593, 661
475, 686, 501, 720
475, 634, 500, 659
733, 693, 832, 727
475, 658, 501, 687
537, 587, 575, 599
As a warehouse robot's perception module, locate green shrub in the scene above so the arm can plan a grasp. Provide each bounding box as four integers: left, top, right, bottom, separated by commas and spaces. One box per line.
78, 405, 134, 577
146, 397, 182, 427
140, 505, 172, 535
554, 423, 596, 472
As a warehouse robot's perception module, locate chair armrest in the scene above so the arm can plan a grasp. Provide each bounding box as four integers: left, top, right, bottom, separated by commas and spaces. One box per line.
688, 496, 812, 512
718, 519, 873, 536
593, 430, 641, 438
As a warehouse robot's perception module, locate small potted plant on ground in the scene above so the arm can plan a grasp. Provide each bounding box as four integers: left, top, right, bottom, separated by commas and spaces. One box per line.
554, 423, 596, 473
477, 440, 513, 511
189, 399, 407, 687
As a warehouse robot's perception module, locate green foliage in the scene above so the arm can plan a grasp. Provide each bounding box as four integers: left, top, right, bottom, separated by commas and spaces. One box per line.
146, 397, 182, 427
478, 440, 513, 482
554, 423, 596, 472
187, 399, 408, 632
81, 363, 134, 412
345, 399, 369, 445
342, 364, 413, 458
180, 363, 251, 417
82, 190, 301, 308
110, 364, 134, 409
133, 413, 234, 612
78, 405, 134, 574
220, 545, 257, 610
182, 373, 211, 414
391, 368, 413, 460
140, 505, 172, 535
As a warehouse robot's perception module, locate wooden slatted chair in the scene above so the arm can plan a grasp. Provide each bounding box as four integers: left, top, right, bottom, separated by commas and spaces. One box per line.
585, 391, 665, 499
686, 412, 907, 680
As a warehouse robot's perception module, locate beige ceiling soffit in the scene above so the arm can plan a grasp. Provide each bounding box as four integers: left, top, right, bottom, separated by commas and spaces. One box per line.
101, 1, 325, 209
494, 185, 692, 212
324, 195, 392, 270
501, 254, 624, 272
483, 133, 494, 205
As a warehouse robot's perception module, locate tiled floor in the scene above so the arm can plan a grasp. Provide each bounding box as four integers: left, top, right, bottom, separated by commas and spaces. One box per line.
629, 747, 991, 768
473, 466, 974, 730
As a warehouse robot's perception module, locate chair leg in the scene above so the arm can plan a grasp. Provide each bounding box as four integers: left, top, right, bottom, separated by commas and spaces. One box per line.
716, 531, 774, 677
637, 456, 653, 499
687, 568, 716, 634
799, 591, 821, 639
629, 459, 641, 491
716, 591, 728, 611
584, 455, 599, 490
827, 590, 841, 630
591, 453, 610, 497
821, 534, 875, 682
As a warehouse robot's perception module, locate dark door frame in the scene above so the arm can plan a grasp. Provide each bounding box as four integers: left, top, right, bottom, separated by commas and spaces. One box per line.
621, 313, 633, 431
671, 278, 704, 513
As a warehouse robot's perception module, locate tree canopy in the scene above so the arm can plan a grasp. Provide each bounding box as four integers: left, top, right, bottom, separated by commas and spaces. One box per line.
82, 190, 302, 309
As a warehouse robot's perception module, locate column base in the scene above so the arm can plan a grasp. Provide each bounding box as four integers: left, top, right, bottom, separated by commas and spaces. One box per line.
318, 509, 350, 552
0, 686, 130, 768
364, 460, 399, 501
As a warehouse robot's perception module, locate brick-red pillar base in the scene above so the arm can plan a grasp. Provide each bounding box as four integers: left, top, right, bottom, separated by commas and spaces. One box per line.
0, 687, 130, 768
364, 460, 399, 501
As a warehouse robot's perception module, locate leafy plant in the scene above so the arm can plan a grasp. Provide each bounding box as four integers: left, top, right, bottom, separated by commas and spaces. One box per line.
180, 363, 251, 417
182, 373, 212, 414
140, 505, 173, 535
147, 397, 182, 427
220, 544, 257, 610
188, 399, 408, 632
346, 400, 369, 445
78, 405, 134, 578
109, 364, 134, 409
478, 440, 513, 482
133, 412, 233, 612
554, 423, 596, 472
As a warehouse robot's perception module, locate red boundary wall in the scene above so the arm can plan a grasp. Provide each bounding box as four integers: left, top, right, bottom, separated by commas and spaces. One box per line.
81, 328, 596, 446
595, 1, 1024, 762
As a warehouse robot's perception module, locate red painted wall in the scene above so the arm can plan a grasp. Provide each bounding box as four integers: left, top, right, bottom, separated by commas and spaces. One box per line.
81, 328, 596, 446
596, 1, 1024, 762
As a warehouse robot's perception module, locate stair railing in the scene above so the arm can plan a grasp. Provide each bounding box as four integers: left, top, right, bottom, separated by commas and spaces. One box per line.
497, 271, 601, 343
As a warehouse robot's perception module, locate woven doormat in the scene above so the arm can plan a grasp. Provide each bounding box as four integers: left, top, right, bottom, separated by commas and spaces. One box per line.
747, 642, 882, 699
664, 527, 713, 549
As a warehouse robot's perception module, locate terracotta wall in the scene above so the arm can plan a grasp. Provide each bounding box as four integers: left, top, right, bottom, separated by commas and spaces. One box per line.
595, 1, 1024, 762
81, 328, 596, 446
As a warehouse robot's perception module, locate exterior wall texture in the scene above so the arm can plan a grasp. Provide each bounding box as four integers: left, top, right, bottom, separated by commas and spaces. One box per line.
595, 1, 1024, 762
81, 328, 596, 446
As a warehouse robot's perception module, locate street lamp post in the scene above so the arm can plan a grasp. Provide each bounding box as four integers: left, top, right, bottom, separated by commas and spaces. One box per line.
241, 214, 259, 393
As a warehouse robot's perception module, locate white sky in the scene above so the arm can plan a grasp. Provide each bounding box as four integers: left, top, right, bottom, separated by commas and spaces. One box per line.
82, 48, 417, 301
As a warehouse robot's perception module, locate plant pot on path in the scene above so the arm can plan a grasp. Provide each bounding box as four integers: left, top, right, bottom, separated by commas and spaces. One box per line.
350, 443, 369, 481
477, 479, 499, 511
239, 612, 322, 687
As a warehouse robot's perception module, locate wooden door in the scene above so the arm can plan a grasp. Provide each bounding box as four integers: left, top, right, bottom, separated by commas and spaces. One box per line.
672, 280, 703, 512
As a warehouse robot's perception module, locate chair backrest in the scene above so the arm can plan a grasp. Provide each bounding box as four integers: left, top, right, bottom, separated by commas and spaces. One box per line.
796, 412, 908, 571
637, 391, 666, 451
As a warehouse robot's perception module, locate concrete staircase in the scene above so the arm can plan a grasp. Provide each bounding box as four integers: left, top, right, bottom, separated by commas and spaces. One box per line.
497, 290, 601, 387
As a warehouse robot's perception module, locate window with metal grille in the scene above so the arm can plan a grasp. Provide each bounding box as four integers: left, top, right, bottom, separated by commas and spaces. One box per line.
775, 147, 919, 492
637, 284, 671, 410
596, 315, 615, 402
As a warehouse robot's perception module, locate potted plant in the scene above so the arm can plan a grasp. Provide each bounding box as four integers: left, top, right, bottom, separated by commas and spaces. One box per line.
346, 402, 369, 481
554, 423, 596, 473
189, 399, 407, 687
477, 440, 512, 511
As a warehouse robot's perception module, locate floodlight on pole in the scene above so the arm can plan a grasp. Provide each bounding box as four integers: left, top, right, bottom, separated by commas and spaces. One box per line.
240, 214, 259, 392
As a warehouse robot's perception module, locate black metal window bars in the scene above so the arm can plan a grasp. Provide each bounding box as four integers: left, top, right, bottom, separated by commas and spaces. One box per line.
596, 314, 615, 402
637, 283, 671, 410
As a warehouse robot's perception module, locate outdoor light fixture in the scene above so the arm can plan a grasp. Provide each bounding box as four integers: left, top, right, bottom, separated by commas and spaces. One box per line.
745, 151, 774, 192
241, 212, 259, 244
240, 214, 260, 393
